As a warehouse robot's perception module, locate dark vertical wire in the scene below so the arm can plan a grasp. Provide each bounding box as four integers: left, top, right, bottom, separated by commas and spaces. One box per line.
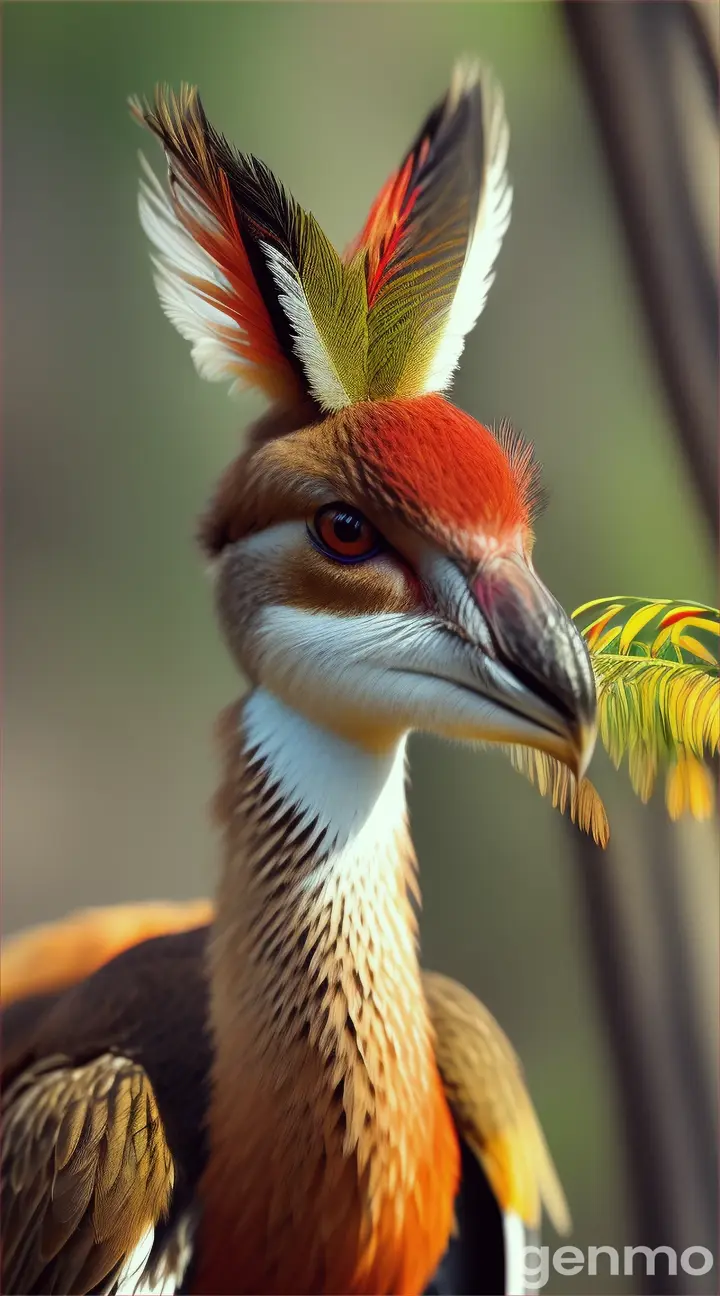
567, 826, 694, 1296
561, 2, 718, 1290
685, 0, 720, 108
563, 0, 717, 532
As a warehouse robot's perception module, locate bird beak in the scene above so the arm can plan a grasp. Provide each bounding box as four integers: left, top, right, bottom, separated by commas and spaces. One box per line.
465, 551, 598, 778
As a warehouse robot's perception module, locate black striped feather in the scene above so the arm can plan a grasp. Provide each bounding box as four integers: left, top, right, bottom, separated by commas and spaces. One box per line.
134, 63, 511, 412
133, 86, 368, 412
349, 60, 512, 399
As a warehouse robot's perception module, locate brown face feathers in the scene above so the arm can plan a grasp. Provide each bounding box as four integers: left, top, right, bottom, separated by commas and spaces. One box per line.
198, 394, 540, 686
281, 544, 419, 620
200, 394, 538, 560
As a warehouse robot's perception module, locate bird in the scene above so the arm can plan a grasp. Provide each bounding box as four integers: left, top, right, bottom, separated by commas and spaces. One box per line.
2, 906, 570, 1296
3, 56, 717, 1296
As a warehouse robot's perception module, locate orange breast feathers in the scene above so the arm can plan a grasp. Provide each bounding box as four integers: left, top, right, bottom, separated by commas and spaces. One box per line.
192, 1061, 460, 1296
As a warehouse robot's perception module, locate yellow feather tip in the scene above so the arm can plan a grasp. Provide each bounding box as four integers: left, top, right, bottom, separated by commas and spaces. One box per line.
506, 747, 610, 847
665, 751, 716, 821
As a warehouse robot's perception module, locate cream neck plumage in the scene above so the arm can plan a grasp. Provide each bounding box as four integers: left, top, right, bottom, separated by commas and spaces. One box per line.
195, 688, 459, 1295
242, 688, 410, 877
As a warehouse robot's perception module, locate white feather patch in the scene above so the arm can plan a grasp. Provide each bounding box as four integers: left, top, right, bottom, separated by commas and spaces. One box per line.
115, 1215, 193, 1295
260, 240, 352, 412
423, 65, 513, 394
252, 598, 556, 757
503, 1211, 529, 1296
115, 1228, 170, 1295
243, 687, 407, 857
137, 155, 251, 391
240, 690, 420, 1028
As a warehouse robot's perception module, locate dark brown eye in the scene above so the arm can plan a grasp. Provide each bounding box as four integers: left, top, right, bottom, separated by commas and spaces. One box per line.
310, 504, 382, 563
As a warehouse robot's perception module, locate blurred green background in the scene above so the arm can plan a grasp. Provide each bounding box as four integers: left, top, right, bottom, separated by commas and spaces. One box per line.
4, 5, 717, 1293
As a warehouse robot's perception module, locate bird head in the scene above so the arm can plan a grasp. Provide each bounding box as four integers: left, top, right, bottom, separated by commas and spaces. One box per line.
199, 397, 596, 773
133, 62, 597, 777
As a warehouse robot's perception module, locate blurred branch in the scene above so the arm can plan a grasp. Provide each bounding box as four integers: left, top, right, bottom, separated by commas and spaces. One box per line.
685, 0, 720, 107
569, 821, 717, 1292
563, 0, 718, 532
569, 828, 693, 1294
562, 3, 718, 1290
647, 808, 718, 1205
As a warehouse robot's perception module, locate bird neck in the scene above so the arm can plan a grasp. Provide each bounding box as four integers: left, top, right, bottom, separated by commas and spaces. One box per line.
195, 687, 459, 1296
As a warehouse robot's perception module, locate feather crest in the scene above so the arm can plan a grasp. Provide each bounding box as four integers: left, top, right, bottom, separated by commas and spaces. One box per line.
349, 59, 512, 399
132, 86, 368, 412
132, 89, 299, 402
134, 64, 509, 410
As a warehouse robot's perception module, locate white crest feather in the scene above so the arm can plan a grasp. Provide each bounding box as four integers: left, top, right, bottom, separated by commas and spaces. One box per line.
503, 1211, 531, 1296
423, 64, 512, 393
260, 241, 353, 412
137, 155, 248, 390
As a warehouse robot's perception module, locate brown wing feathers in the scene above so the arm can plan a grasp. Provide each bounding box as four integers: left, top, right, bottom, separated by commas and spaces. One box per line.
2, 1053, 174, 1295
1, 904, 567, 1293
2, 927, 212, 1296
424, 971, 570, 1236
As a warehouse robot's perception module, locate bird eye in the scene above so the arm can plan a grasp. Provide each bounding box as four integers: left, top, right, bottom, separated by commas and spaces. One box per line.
309, 503, 382, 564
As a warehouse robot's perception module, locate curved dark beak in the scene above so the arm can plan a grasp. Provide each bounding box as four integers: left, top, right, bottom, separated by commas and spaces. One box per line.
472, 552, 597, 779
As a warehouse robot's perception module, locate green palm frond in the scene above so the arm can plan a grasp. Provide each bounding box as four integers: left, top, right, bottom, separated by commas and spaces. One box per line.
574, 596, 718, 820
509, 597, 718, 844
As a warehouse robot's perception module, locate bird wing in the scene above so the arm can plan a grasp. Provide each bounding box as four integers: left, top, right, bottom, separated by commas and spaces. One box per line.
423, 971, 569, 1295
2, 1052, 176, 1295
3, 917, 569, 1295
2, 927, 212, 1296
